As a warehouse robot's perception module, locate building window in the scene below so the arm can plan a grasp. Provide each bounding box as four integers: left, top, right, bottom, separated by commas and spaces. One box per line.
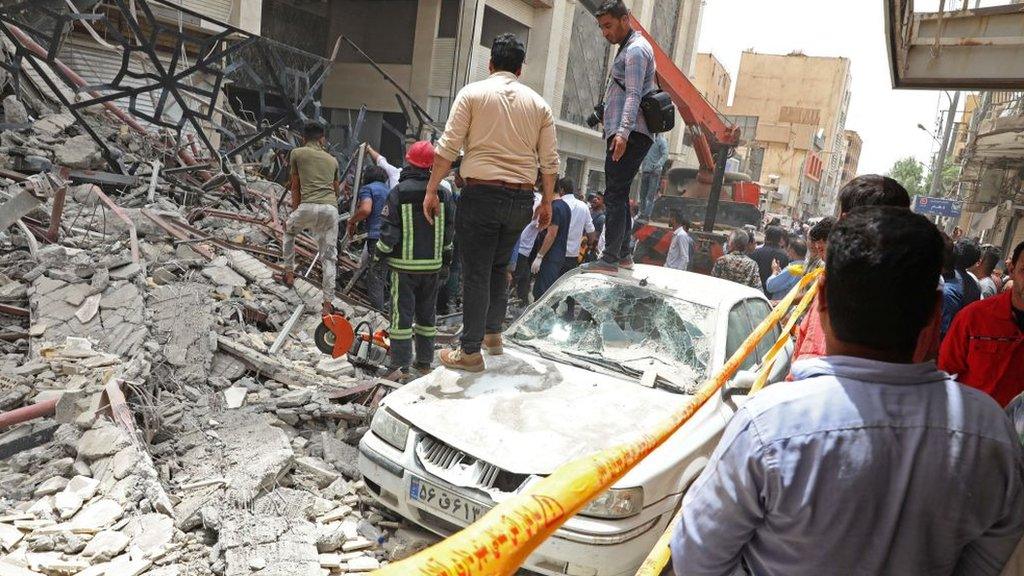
648, 0, 681, 58
587, 169, 606, 196
334, 0, 417, 65
479, 6, 529, 49
561, 3, 611, 127
438, 0, 459, 38
565, 157, 585, 185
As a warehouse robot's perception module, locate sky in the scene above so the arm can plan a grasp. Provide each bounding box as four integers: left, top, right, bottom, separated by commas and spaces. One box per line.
696, 0, 953, 176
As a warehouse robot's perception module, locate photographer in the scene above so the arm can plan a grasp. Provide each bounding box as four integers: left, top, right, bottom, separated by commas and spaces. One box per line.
585, 0, 656, 273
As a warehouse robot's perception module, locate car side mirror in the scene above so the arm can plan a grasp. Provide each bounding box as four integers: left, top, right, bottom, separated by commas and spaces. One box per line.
732, 370, 758, 390
722, 370, 757, 401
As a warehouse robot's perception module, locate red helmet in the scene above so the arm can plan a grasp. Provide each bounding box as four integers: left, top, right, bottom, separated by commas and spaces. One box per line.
405, 141, 435, 169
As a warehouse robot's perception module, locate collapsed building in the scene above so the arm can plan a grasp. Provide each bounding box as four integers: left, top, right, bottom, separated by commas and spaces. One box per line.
0, 1, 445, 574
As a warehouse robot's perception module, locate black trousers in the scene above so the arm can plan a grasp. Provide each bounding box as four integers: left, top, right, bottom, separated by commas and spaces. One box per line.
602, 131, 653, 263
457, 184, 534, 354
513, 253, 533, 302
365, 239, 387, 312
388, 270, 439, 369
561, 256, 579, 276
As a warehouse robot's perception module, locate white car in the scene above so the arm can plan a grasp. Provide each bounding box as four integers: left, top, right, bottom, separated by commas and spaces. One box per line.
358, 265, 793, 576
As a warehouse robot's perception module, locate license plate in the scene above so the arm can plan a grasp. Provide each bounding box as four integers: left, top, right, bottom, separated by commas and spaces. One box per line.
409, 476, 488, 525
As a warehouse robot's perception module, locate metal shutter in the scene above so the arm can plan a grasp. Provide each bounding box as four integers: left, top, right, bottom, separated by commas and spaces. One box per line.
486, 0, 534, 27
430, 38, 456, 96
179, 0, 232, 24
468, 44, 491, 84
58, 36, 216, 131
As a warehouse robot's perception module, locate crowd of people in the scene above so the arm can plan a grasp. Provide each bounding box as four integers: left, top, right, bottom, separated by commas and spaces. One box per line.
280, 2, 1024, 572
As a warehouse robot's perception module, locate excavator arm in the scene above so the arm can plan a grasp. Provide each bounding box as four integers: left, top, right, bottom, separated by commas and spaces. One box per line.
628, 16, 741, 182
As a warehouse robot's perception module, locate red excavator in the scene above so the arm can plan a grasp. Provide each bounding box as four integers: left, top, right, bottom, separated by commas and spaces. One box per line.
585, 6, 764, 273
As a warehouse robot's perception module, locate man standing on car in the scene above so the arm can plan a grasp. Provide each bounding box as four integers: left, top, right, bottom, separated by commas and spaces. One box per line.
586, 0, 655, 273
423, 33, 559, 373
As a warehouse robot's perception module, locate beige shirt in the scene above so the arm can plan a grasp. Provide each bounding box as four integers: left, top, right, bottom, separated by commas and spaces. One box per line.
290, 142, 339, 205
435, 71, 559, 185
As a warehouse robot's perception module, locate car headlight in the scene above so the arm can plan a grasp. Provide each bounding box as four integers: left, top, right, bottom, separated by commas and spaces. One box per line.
579, 487, 643, 519
370, 409, 410, 451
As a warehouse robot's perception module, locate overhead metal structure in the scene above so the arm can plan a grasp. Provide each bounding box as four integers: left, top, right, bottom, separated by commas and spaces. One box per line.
886, 0, 1024, 89
0, 0, 337, 177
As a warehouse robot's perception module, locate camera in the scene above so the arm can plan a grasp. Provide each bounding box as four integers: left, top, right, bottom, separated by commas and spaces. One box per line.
586, 103, 604, 129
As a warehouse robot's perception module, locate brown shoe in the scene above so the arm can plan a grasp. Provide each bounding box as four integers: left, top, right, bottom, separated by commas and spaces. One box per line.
439, 349, 484, 373
483, 333, 504, 355
282, 270, 295, 287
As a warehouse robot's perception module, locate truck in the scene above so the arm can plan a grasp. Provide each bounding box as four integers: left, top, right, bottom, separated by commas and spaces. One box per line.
634, 168, 764, 272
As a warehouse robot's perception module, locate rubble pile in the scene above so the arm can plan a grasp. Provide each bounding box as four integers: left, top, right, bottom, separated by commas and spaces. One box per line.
0, 87, 442, 574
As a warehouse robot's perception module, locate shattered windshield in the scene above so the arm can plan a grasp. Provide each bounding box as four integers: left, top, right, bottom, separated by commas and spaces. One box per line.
508, 275, 716, 392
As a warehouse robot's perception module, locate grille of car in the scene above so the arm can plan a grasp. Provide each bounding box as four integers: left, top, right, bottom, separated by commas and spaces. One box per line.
415, 435, 527, 494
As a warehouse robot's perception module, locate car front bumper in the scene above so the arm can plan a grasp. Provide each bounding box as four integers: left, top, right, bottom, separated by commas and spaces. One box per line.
359, 430, 677, 576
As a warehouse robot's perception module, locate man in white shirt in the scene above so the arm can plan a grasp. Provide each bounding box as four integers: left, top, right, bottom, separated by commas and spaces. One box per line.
365, 145, 401, 189
557, 178, 597, 274
664, 209, 692, 271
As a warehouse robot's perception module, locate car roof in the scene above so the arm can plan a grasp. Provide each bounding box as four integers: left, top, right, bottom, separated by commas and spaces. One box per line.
569, 264, 766, 309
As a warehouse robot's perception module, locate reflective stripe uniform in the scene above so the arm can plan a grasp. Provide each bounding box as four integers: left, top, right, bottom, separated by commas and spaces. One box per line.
375, 167, 454, 369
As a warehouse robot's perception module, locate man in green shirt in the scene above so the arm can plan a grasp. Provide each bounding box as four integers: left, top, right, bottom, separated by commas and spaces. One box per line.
283, 123, 340, 315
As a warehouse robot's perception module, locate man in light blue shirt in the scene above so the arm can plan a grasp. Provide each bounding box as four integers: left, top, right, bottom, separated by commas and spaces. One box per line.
640, 134, 668, 219
671, 206, 1024, 576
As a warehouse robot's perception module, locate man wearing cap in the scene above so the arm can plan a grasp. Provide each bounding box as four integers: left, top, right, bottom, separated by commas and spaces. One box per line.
422, 32, 559, 372
375, 141, 454, 379
283, 122, 340, 315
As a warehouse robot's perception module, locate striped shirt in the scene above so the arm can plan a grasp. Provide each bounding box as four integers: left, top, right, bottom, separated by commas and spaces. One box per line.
603, 30, 656, 141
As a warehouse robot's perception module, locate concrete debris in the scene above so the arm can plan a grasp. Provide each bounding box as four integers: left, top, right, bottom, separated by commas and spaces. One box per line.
0, 64, 412, 576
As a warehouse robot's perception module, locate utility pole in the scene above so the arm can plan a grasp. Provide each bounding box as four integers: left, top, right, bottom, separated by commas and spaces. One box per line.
930, 90, 960, 197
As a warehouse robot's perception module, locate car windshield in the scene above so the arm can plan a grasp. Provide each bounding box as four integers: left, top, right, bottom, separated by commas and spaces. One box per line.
508, 275, 716, 392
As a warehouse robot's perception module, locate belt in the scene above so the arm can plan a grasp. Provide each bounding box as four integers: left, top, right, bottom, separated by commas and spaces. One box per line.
464, 178, 534, 191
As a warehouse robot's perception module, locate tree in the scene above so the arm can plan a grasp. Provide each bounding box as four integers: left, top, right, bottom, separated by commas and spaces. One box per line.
926, 159, 961, 197
886, 156, 926, 197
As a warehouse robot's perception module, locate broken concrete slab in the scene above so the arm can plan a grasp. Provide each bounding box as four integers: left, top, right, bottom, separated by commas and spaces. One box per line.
202, 265, 246, 288
148, 283, 214, 385
77, 426, 130, 460
293, 457, 339, 489
81, 529, 129, 561
3, 94, 28, 125
0, 522, 24, 551
219, 511, 320, 576
69, 499, 122, 532
54, 134, 100, 169
222, 387, 246, 409
122, 513, 173, 560
32, 477, 68, 497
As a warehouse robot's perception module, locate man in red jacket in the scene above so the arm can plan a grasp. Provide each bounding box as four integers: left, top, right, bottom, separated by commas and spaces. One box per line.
939, 240, 1024, 407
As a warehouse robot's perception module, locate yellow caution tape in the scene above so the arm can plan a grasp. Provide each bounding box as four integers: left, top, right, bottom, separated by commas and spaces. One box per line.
371, 270, 822, 576
633, 269, 822, 576
749, 271, 822, 395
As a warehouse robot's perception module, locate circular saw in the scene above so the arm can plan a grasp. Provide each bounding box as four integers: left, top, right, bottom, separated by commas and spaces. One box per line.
314, 314, 356, 358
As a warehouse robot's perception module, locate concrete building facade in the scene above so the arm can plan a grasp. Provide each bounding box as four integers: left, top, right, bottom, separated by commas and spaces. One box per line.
692, 53, 731, 111
841, 130, 862, 187
726, 51, 853, 218
288, 0, 705, 194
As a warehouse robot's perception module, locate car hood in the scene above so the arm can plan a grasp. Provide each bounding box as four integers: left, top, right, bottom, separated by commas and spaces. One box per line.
383, 347, 686, 475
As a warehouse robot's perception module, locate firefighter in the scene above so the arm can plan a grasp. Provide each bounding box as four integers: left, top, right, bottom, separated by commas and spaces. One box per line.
375, 141, 455, 379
